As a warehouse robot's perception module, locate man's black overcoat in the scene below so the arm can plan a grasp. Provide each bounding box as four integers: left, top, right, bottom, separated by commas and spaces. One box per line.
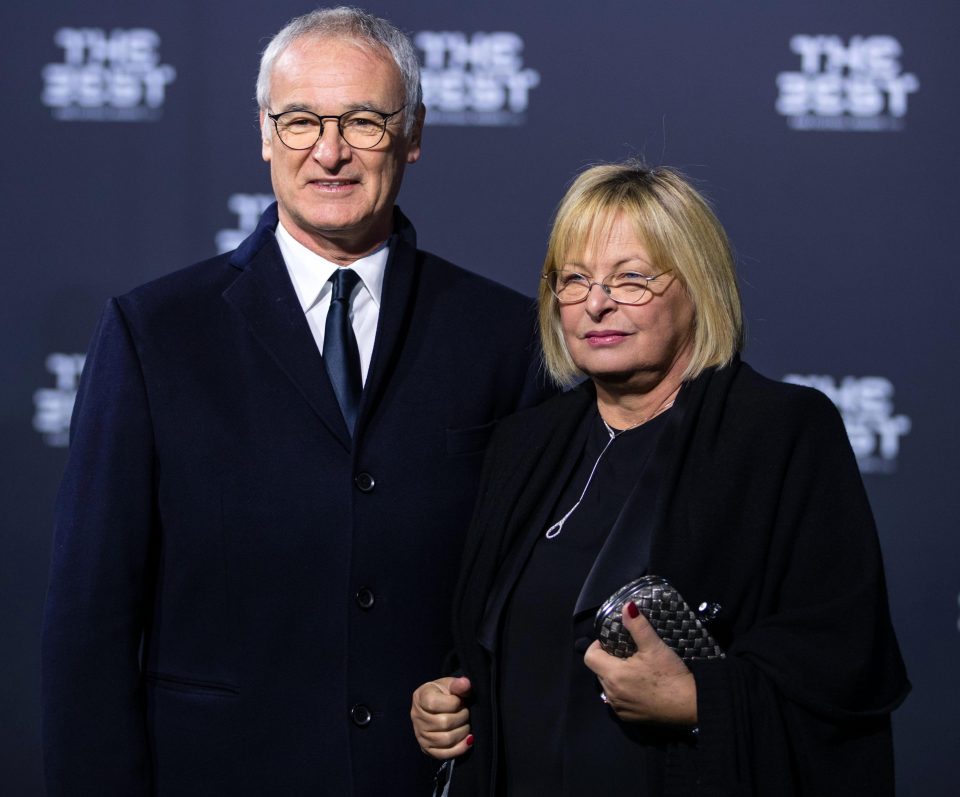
42, 205, 552, 796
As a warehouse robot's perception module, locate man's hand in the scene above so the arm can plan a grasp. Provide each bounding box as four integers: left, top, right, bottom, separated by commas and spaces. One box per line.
411, 676, 474, 759
583, 601, 698, 725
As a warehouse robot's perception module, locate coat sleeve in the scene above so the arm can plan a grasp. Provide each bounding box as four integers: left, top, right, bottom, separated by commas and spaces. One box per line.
682, 389, 909, 797
41, 298, 156, 796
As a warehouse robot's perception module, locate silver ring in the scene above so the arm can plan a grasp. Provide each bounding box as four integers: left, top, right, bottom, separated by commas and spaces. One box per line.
600, 691, 608, 704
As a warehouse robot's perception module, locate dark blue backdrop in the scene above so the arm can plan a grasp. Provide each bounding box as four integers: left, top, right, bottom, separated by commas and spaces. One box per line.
3, 1, 957, 793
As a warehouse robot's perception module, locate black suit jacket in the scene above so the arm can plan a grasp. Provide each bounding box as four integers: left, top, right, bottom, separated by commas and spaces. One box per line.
449, 359, 909, 796
41, 205, 554, 796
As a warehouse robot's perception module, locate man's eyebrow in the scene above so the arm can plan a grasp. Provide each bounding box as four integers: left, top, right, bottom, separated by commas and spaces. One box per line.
274, 101, 390, 114
274, 102, 315, 113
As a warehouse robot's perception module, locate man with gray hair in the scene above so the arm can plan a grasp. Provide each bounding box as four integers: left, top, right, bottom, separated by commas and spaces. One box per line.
41, 7, 551, 796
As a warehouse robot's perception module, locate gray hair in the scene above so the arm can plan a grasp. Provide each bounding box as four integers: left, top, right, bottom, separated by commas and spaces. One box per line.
257, 6, 422, 134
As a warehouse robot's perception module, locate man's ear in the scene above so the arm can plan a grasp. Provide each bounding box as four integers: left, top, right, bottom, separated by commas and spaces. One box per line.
406, 103, 426, 164
260, 110, 273, 163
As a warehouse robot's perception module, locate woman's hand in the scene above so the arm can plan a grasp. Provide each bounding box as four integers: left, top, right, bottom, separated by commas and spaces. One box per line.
410, 676, 474, 759
583, 601, 698, 725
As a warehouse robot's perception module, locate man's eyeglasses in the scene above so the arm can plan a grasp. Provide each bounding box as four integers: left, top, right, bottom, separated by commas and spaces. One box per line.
543, 268, 673, 305
267, 107, 406, 150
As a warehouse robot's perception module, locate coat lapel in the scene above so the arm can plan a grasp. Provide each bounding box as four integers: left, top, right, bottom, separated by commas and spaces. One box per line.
476, 388, 594, 652
222, 203, 351, 449
355, 208, 419, 433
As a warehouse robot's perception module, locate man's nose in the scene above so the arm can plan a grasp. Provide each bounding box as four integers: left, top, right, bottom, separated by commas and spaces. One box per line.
312, 121, 351, 168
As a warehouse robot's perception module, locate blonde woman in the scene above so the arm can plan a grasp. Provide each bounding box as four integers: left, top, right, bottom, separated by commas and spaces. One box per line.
412, 162, 908, 796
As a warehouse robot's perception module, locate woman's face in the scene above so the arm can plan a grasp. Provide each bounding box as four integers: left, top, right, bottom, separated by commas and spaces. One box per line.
558, 212, 696, 390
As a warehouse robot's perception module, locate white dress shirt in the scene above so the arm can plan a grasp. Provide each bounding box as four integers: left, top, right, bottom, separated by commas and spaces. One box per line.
276, 221, 387, 386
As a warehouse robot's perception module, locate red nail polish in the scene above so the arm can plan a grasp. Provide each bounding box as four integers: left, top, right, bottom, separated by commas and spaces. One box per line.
466, 734, 474, 747
626, 601, 640, 619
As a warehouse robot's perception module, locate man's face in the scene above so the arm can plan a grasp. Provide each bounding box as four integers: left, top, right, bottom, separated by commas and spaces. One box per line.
261, 36, 423, 260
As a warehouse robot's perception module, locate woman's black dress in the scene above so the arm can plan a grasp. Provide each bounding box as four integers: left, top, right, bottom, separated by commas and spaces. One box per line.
499, 409, 670, 795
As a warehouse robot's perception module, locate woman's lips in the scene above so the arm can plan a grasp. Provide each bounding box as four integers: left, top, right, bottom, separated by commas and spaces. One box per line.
584, 330, 630, 346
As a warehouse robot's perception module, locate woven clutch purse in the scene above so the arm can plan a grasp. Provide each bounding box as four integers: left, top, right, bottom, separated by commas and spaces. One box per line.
594, 575, 724, 661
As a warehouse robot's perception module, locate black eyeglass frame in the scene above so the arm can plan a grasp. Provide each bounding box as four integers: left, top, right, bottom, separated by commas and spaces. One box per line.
542, 269, 674, 305
266, 106, 407, 151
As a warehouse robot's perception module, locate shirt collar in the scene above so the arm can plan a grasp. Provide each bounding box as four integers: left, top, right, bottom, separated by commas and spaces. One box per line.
275, 221, 388, 312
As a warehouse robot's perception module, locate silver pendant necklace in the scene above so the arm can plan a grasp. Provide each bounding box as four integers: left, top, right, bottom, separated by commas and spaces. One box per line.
544, 400, 674, 540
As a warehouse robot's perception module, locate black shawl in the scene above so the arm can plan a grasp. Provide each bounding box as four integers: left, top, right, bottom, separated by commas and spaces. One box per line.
448, 358, 909, 796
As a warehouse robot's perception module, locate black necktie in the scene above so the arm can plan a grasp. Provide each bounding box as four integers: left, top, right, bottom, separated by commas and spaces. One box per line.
323, 268, 363, 434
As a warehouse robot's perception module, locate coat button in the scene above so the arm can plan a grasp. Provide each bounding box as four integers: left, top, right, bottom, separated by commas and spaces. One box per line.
356, 588, 375, 610
354, 472, 375, 492
350, 704, 372, 727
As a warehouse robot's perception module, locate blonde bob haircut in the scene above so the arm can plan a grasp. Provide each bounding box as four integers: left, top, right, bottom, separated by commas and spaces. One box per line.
538, 161, 744, 388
